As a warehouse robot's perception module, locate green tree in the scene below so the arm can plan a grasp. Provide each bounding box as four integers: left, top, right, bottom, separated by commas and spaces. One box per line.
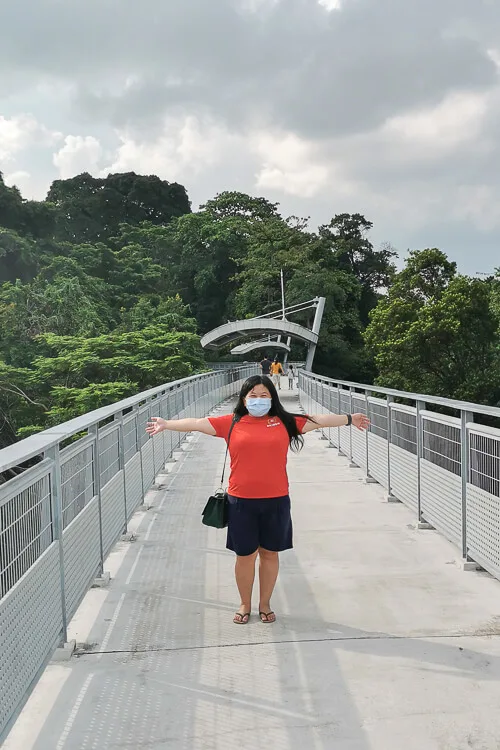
0, 228, 39, 283
201, 191, 280, 221
47, 172, 191, 243
0, 174, 25, 233
118, 295, 197, 333
318, 213, 397, 324
0, 258, 113, 366
33, 326, 204, 393
0, 173, 57, 241
0, 361, 48, 448
365, 250, 500, 404
162, 211, 248, 332
231, 213, 370, 379
0, 324, 206, 445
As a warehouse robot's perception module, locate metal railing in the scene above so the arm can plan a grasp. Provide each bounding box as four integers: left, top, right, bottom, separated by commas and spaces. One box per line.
299, 370, 500, 583
0, 365, 257, 742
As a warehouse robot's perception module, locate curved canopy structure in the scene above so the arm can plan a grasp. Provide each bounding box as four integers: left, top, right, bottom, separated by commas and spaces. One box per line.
231, 339, 291, 355
201, 296, 326, 371
201, 317, 317, 350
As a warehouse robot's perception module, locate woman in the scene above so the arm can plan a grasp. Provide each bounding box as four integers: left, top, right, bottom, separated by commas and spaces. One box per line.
146, 375, 369, 625
287, 364, 295, 389
269, 357, 284, 390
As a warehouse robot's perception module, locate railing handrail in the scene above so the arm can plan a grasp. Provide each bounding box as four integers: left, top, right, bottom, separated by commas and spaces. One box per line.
0, 366, 249, 473
300, 371, 500, 420
298, 369, 500, 584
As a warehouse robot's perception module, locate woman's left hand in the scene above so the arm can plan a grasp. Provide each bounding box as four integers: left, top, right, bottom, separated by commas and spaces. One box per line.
352, 413, 370, 430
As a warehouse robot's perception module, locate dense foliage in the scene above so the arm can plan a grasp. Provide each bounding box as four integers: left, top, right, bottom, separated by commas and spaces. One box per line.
364, 249, 500, 405
1, 169, 499, 448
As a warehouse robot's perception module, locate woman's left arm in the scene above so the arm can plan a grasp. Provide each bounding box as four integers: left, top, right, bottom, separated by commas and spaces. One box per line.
302, 413, 370, 433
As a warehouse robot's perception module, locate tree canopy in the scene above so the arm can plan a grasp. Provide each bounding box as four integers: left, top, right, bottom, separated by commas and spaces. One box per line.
1, 171, 498, 449
364, 250, 500, 404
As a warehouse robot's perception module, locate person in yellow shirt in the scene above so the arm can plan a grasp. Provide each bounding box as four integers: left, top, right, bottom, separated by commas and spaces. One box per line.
270, 357, 284, 389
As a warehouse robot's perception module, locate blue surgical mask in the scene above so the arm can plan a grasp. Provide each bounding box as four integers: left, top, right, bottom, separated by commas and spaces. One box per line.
246, 397, 272, 417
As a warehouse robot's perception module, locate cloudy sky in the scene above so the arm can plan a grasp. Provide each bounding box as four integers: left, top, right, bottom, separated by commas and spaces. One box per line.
1, 0, 499, 273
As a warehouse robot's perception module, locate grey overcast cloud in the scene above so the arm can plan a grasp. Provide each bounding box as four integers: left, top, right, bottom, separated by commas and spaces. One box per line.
1, 0, 499, 272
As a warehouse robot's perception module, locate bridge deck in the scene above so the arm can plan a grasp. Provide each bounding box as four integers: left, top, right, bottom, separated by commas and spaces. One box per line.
5, 392, 500, 750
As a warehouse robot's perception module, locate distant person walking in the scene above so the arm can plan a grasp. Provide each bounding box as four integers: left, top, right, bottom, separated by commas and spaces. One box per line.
146, 375, 370, 624
270, 357, 284, 390
260, 356, 272, 376
287, 364, 295, 389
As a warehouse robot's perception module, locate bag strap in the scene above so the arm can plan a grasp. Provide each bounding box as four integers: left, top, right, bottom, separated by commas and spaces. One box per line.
219, 415, 238, 489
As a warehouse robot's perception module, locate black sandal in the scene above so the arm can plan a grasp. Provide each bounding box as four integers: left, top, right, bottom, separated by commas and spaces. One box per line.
233, 612, 250, 624
259, 611, 276, 623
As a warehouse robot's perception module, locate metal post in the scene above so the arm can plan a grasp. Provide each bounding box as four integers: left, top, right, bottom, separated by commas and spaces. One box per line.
365, 392, 372, 480
416, 400, 425, 521
46, 445, 68, 644
387, 396, 394, 499
161, 393, 167, 464
134, 407, 146, 503
116, 415, 127, 532
461, 410, 474, 559
193, 380, 199, 419
337, 387, 342, 453
348, 388, 354, 464
320, 383, 328, 440
327, 386, 334, 446
89, 423, 105, 575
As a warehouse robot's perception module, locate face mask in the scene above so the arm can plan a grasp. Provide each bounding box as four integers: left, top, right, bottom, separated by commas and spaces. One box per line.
246, 397, 272, 417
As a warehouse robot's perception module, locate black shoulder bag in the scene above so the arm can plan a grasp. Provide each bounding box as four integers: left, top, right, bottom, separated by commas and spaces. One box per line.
202, 416, 239, 529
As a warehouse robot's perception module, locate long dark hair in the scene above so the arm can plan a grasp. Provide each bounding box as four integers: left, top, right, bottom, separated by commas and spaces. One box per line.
234, 375, 309, 452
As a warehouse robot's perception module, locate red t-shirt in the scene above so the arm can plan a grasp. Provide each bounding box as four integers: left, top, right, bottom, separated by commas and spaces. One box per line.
208, 414, 308, 498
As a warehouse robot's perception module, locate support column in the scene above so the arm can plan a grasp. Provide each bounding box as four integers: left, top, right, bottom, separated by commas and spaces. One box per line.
305, 296, 325, 371
283, 337, 291, 366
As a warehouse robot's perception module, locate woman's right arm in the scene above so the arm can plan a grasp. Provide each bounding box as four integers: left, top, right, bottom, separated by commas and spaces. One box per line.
146, 417, 217, 437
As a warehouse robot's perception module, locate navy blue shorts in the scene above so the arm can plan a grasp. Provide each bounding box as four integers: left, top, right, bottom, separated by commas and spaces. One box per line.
226, 495, 293, 557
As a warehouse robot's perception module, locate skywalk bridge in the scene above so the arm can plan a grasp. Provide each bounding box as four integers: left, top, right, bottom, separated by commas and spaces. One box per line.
1, 367, 500, 749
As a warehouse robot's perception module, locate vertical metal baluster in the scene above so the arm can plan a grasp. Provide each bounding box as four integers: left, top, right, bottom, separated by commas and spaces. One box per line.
365, 392, 374, 482
116, 415, 127, 532
320, 383, 328, 440
135, 407, 145, 504
88, 423, 105, 575
416, 400, 425, 522
46, 445, 68, 644
337, 386, 342, 453
461, 410, 474, 560
387, 396, 395, 500
348, 388, 354, 465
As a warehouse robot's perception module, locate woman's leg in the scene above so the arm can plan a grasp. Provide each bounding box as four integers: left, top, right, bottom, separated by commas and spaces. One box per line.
258, 547, 279, 622
234, 550, 258, 621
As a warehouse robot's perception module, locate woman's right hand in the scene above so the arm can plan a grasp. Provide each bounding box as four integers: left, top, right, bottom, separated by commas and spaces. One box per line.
146, 417, 167, 436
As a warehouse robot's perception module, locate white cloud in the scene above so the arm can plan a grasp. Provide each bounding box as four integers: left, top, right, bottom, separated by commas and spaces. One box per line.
103, 116, 236, 179
487, 48, 500, 71
452, 185, 500, 232
252, 131, 330, 198
384, 91, 490, 152
318, 0, 342, 10
0, 114, 61, 161
53, 135, 103, 179
2, 0, 500, 272
4, 170, 31, 192
238, 0, 281, 12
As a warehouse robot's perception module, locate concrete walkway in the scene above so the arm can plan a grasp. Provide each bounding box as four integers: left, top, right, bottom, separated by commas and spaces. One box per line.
5, 392, 500, 749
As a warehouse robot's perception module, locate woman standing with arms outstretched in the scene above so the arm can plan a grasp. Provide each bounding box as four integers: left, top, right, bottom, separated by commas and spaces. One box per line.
146, 375, 369, 624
